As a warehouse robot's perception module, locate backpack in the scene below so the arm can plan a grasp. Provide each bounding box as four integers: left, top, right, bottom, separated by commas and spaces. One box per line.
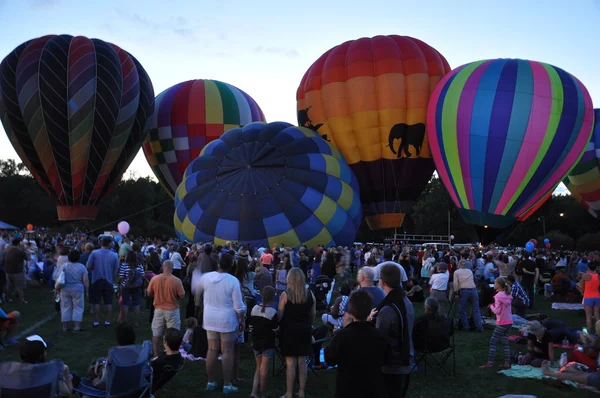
126, 267, 143, 289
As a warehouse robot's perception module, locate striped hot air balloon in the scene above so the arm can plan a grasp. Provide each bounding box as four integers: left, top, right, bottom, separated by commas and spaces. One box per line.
142, 79, 266, 198
427, 59, 594, 230
174, 122, 362, 248
0, 35, 154, 220
297, 35, 451, 230
564, 109, 600, 217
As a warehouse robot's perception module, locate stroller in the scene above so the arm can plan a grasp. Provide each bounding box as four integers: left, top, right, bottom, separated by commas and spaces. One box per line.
310, 276, 334, 312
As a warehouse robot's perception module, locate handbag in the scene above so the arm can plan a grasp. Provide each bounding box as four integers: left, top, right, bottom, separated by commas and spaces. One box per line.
55, 268, 66, 290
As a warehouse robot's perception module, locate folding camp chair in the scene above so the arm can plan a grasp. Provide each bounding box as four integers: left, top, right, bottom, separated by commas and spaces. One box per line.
0, 360, 64, 398
74, 340, 153, 397
412, 318, 456, 377
272, 337, 329, 377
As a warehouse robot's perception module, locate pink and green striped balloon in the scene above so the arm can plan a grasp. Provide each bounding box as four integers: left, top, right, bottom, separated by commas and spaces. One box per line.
427, 59, 594, 229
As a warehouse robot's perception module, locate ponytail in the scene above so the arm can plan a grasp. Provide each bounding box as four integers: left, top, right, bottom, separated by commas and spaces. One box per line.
496, 277, 510, 295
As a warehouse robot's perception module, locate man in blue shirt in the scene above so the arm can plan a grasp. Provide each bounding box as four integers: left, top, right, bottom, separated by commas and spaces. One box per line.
87, 237, 119, 328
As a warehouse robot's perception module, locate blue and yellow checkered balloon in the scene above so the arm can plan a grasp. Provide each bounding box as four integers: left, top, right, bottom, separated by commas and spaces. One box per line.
174, 122, 362, 248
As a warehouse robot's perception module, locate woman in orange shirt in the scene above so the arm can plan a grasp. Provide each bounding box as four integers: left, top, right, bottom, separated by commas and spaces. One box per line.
579, 262, 600, 332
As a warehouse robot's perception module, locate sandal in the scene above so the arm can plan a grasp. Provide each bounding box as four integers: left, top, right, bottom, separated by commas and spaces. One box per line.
500, 363, 511, 370
479, 363, 494, 369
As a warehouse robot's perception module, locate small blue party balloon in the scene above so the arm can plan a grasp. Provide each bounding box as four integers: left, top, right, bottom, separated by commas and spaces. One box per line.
525, 241, 534, 253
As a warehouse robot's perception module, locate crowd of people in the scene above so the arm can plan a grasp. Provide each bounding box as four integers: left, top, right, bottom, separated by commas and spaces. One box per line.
0, 230, 599, 395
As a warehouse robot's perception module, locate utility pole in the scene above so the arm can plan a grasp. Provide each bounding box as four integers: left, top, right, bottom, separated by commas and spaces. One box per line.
448, 210, 451, 245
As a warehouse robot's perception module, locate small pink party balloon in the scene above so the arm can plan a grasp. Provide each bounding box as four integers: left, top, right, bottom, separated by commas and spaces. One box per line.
117, 221, 130, 235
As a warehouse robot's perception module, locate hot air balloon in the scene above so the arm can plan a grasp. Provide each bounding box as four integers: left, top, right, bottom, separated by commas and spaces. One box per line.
564, 109, 600, 217
427, 59, 594, 235
174, 122, 362, 248
296, 35, 451, 230
143, 79, 266, 198
0, 35, 154, 220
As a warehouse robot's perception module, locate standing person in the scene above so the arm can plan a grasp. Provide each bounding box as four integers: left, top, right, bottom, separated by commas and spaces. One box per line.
428, 263, 449, 315
4, 238, 29, 304
520, 255, 539, 309
275, 262, 287, 294
480, 277, 513, 369
260, 249, 274, 268
374, 250, 408, 287
119, 251, 145, 327
369, 263, 414, 398
325, 290, 389, 398
278, 268, 316, 398
59, 250, 88, 332
507, 275, 529, 317
453, 260, 483, 332
197, 253, 246, 394
169, 246, 185, 279
579, 261, 600, 333
0, 234, 8, 302
249, 286, 278, 398
87, 237, 119, 328
355, 267, 385, 308
147, 260, 185, 358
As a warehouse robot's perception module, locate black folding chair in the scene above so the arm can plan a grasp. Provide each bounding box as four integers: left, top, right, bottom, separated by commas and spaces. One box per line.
272, 337, 329, 377
412, 318, 456, 377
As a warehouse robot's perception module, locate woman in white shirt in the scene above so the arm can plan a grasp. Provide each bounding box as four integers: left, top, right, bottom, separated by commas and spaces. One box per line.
169, 247, 185, 279
197, 253, 246, 394
429, 263, 450, 314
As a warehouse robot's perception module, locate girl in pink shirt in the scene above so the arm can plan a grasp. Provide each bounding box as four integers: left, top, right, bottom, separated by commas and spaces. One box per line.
480, 277, 513, 370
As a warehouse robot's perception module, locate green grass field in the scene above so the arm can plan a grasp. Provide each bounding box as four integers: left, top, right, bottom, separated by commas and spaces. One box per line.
0, 285, 590, 398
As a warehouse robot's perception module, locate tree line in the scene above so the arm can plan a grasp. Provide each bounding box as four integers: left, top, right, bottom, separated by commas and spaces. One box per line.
1, 159, 599, 250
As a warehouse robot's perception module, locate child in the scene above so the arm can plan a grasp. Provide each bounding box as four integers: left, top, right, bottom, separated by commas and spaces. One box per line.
182, 317, 198, 353
249, 286, 278, 398
480, 277, 513, 369
275, 262, 287, 294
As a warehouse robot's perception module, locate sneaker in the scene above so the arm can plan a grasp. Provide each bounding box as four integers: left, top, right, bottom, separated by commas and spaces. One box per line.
92, 322, 100, 328
104, 322, 111, 327
205, 382, 218, 391
223, 384, 238, 394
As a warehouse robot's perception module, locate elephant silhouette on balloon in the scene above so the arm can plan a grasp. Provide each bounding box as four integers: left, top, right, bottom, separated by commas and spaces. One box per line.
387, 123, 426, 158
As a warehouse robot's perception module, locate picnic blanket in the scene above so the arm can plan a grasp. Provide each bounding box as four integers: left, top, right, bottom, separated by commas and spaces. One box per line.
498, 365, 576, 387
552, 303, 584, 311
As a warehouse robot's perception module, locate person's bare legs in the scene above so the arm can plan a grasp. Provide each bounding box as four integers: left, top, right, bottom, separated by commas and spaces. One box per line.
105, 304, 112, 323
152, 336, 160, 358
541, 361, 589, 384
233, 343, 241, 381
260, 357, 270, 396
251, 357, 262, 397
206, 338, 220, 383
73, 321, 80, 331
221, 339, 235, 387
93, 304, 101, 324
16, 288, 25, 304
283, 357, 296, 398
593, 306, 600, 330
585, 305, 593, 332
296, 356, 307, 397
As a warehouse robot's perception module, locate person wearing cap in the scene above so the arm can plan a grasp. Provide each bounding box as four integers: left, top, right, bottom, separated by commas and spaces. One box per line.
518, 320, 554, 367
20, 334, 73, 396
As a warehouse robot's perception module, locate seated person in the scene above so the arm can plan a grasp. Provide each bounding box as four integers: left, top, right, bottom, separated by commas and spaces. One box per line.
321, 283, 351, 330
412, 297, 453, 353
568, 320, 600, 369
406, 278, 424, 303
518, 321, 555, 367
20, 334, 73, 397
0, 308, 19, 346
182, 317, 198, 353
151, 328, 184, 393
545, 267, 574, 297
540, 316, 582, 344
254, 266, 273, 293
311, 325, 329, 370
87, 322, 137, 389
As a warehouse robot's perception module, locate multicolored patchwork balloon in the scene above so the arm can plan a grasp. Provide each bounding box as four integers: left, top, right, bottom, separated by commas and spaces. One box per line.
564, 109, 600, 217
427, 59, 594, 229
297, 35, 451, 230
143, 79, 265, 197
174, 122, 362, 248
0, 35, 154, 220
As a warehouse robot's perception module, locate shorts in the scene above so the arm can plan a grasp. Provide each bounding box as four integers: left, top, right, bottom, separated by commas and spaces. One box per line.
7, 272, 26, 290
206, 330, 238, 342
121, 288, 142, 308
588, 372, 600, 389
152, 308, 181, 337
90, 279, 114, 305
583, 298, 600, 307
253, 348, 274, 358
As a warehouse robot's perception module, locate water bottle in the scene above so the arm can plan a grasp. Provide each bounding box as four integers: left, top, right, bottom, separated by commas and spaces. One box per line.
562, 337, 569, 348
559, 352, 568, 367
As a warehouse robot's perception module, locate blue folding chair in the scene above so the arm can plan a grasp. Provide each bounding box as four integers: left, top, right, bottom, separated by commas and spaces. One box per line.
74, 340, 153, 398
0, 360, 64, 398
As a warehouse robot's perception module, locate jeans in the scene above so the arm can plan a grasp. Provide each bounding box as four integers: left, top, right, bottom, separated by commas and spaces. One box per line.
522, 281, 535, 309
458, 289, 482, 331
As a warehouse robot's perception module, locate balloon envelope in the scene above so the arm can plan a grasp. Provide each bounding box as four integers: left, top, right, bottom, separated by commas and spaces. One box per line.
174, 122, 362, 248
118, 221, 130, 235
297, 35, 451, 230
143, 79, 266, 198
563, 109, 600, 217
428, 59, 594, 229
0, 35, 154, 220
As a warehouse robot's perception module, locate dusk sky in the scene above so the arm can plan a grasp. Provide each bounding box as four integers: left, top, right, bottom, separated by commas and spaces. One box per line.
1, 0, 599, 195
